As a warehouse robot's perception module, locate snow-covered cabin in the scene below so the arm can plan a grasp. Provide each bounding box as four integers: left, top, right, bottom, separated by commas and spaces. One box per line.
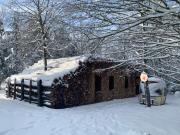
6, 55, 139, 108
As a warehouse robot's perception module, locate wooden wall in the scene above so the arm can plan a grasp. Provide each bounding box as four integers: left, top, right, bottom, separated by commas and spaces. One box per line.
90, 69, 136, 103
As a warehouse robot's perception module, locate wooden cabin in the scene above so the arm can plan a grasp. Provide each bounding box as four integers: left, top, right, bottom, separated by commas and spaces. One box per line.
6, 56, 139, 109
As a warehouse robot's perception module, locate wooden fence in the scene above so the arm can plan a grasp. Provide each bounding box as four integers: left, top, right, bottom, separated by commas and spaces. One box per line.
6, 78, 53, 108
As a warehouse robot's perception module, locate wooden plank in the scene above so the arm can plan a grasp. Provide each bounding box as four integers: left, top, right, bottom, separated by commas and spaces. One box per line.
7, 78, 12, 97
21, 79, 24, 101
42, 95, 51, 101
11, 83, 52, 91
16, 90, 38, 97
16, 93, 38, 100
37, 80, 43, 107
29, 80, 32, 103
13, 79, 17, 99
16, 94, 38, 101
11, 83, 38, 89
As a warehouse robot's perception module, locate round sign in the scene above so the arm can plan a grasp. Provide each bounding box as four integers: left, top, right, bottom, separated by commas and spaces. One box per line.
140, 72, 148, 82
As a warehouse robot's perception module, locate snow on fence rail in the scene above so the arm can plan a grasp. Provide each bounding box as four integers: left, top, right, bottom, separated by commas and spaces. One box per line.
6, 78, 53, 108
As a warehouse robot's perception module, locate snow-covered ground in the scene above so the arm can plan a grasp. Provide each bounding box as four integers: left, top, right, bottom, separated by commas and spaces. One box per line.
0, 90, 180, 135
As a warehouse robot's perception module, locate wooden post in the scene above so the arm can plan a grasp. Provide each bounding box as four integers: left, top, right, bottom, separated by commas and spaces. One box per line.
37, 80, 43, 107
29, 80, 32, 104
21, 79, 24, 101
7, 78, 11, 98
13, 79, 17, 99
140, 72, 151, 107
145, 81, 151, 107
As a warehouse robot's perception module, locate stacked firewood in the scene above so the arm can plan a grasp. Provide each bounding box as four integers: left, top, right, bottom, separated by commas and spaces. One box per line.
50, 57, 122, 108
51, 61, 91, 108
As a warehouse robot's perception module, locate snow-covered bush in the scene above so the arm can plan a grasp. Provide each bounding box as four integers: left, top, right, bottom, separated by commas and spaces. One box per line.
140, 77, 167, 96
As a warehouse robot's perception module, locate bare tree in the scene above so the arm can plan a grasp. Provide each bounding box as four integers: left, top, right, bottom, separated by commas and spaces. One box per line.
10, 0, 62, 70
67, 0, 180, 88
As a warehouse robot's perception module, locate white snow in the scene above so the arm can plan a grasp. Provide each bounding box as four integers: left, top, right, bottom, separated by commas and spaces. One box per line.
175, 91, 180, 98
9, 56, 88, 86
0, 90, 180, 135
140, 77, 167, 96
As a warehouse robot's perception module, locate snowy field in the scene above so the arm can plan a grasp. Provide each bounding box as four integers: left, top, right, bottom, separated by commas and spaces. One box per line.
0, 90, 180, 135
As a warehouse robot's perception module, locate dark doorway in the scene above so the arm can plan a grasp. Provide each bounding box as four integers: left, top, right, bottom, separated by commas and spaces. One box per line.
125, 76, 129, 88
95, 75, 101, 92
109, 76, 114, 90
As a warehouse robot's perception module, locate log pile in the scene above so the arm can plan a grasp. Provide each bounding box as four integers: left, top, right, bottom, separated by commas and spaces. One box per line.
51, 61, 91, 108
50, 58, 117, 108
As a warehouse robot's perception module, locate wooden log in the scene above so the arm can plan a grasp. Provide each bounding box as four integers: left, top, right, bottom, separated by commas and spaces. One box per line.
12, 83, 38, 89
12, 83, 52, 92
16, 94, 37, 100
16, 92, 38, 100
37, 80, 43, 107
42, 95, 51, 101
16, 96, 38, 104
21, 79, 24, 101
13, 79, 17, 99
16, 89, 38, 97
7, 78, 11, 98
29, 80, 32, 104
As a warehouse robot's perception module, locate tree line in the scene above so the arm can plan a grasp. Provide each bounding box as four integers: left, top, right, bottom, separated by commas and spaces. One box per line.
0, 0, 180, 91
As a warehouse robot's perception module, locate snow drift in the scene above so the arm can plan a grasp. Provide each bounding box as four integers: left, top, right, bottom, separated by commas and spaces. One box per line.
140, 77, 167, 96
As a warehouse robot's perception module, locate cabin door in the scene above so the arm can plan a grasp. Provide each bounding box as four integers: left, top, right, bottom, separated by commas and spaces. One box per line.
118, 76, 125, 98
94, 74, 103, 102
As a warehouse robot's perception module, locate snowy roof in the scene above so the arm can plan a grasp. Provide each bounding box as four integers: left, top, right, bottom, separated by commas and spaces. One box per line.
8, 55, 134, 86
9, 56, 88, 86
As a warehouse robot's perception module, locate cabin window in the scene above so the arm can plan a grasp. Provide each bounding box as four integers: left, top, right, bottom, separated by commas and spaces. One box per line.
125, 76, 129, 88
109, 76, 114, 90
95, 75, 101, 92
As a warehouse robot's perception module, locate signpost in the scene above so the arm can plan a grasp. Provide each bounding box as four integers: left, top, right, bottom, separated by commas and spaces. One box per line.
140, 72, 151, 107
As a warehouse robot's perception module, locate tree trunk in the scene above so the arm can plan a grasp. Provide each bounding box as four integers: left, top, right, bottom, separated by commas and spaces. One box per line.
43, 38, 47, 71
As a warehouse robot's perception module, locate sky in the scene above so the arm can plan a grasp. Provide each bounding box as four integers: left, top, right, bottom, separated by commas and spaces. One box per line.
0, 0, 4, 4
